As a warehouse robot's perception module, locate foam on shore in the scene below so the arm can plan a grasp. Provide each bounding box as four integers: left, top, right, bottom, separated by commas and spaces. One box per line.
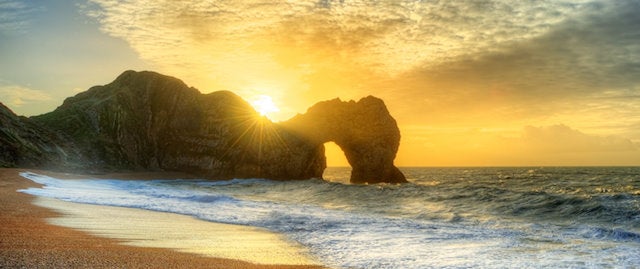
33, 197, 318, 266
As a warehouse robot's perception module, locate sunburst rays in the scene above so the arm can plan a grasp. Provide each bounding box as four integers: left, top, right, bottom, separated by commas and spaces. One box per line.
214, 107, 295, 176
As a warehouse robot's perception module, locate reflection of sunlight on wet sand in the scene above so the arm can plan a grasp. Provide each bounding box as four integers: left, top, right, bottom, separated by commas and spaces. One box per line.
33, 197, 318, 265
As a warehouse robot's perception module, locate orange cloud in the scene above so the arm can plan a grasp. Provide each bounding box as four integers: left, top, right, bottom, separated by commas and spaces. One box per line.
396, 124, 639, 166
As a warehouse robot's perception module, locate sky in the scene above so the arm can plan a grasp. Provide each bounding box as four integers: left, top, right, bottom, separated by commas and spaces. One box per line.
1, 0, 639, 166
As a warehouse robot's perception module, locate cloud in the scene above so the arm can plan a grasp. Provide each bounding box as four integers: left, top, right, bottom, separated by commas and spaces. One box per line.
397, 124, 639, 166
411, 0, 640, 96
0, 0, 43, 35
81, 0, 595, 80
518, 124, 637, 153
384, 0, 640, 132
502, 124, 639, 165
0, 84, 52, 108
78, 0, 617, 122
406, 124, 637, 154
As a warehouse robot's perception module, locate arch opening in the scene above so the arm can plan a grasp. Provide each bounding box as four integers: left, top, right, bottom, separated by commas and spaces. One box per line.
322, 142, 351, 183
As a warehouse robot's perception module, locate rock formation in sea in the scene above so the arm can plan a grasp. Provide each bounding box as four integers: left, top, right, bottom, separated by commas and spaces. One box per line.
1, 70, 406, 183
282, 98, 406, 184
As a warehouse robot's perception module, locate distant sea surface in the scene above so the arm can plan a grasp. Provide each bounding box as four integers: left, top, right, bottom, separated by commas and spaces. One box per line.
21, 167, 640, 268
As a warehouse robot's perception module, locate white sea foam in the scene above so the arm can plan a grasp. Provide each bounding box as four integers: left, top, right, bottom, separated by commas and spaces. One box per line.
19, 169, 640, 269
32, 196, 317, 265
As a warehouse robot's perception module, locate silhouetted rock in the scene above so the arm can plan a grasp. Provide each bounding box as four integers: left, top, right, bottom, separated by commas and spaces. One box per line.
282, 97, 407, 183
6, 70, 405, 183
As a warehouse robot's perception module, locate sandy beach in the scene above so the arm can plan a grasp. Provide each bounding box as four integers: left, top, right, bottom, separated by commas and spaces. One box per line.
0, 168, 326, 269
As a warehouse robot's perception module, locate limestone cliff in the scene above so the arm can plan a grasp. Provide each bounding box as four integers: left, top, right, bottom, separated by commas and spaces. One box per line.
32, 70, 322, 179
0, 103, 81, 168
282, 97, 407, 183
3, 70, 405, 183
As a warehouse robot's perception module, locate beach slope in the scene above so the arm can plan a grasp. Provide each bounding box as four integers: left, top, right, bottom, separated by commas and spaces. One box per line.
0, 168, 325, 269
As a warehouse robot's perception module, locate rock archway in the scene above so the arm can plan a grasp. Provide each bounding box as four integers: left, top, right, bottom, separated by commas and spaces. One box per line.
323, 142, 348, 167
320, 142, 350, 181
281, 96, 407, 184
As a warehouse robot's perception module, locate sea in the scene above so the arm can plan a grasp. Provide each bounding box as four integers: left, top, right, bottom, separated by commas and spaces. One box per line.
19, 167, 640, 268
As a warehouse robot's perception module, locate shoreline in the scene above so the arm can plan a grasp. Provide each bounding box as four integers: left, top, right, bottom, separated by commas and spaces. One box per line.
0, 168, 326, 269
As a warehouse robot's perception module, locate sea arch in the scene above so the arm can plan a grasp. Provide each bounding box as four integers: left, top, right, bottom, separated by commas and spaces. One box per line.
321, 141, 351, 182
280, 96, 407, 184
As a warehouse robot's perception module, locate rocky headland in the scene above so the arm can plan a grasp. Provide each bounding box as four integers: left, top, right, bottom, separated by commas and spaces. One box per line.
0, 71, 406, 183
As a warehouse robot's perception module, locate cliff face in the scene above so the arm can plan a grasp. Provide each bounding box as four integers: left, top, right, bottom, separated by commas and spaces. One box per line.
4, 70, 404, 183
32, 71, 322, 179
0, 103, 81, 168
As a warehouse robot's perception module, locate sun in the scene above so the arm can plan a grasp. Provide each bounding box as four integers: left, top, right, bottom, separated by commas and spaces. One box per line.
250, 95, 280, 118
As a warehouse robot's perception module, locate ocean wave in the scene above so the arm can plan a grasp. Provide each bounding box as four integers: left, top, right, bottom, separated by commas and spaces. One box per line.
18, 168, 640, 269
580, 227, 640, 243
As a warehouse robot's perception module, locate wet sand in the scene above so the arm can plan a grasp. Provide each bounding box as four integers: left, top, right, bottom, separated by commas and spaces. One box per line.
0, 168, 326, 269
